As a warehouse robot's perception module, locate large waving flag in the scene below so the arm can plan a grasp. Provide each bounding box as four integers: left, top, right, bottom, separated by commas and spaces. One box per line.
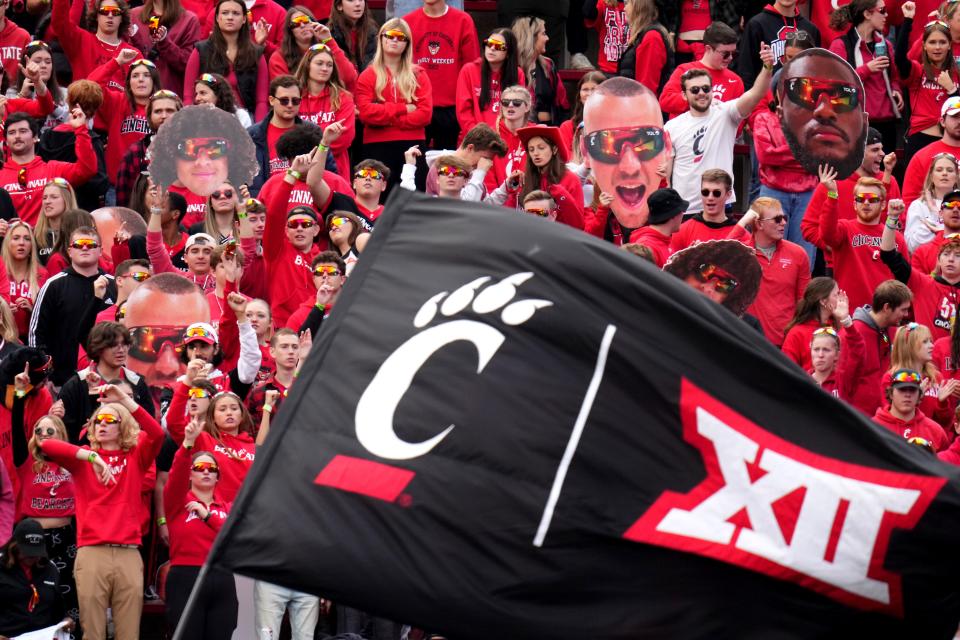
207, 190, 960, 639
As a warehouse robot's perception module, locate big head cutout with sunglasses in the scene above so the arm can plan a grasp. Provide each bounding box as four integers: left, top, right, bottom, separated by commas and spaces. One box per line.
777, 48, 867, 180
581, 77, 671, 229
663, 239, 761, 318
148, 105, 259, 198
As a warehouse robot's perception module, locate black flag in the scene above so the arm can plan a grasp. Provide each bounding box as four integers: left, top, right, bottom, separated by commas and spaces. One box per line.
209, 190, 960, 638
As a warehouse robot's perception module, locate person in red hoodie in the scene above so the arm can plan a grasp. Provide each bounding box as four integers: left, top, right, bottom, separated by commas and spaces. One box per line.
872, 368, 950, 451
355, 18, 433, 193
520, 187, 584, 229
658, 22, 744, 120
163, 419, 235, 640
352, 159, 389, 220
810, 316, 865, 404
0, 110, 97, 225
456, 28, 523, 145
269, 10, 358, 94
38, 383, 163, 640
485, 84, 530, 194
902, 96, 960, 207
728, 198, 811, 346
285, 251, 343, 334
128, 0, 201, 97
628, 187, 686, 268
0, 0, 30, 85
782, 276, 841, 370
51, 0, 140, 92
403, 0, 478, 151
670, 169, 737, 253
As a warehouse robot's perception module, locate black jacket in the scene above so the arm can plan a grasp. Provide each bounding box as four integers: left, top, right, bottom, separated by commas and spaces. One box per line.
247, 114, 338, 195
331, 23, 376, 73
0, 555, 64, 637
735, 6, 820, 87
617, 24, 675, 94
28, 268, 117, 387
57, 365, 155, 444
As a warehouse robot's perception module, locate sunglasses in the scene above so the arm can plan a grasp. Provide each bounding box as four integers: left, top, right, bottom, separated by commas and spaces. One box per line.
501, 98, 527, 108
211, 189, 234, 199
98, 7, 122, 16
191, 461, 220, 473
785, 77, 860, 113
34, 426, 57, 436
273, 96, 302, 106
291, 14, 312, 24
25, 40, 49, 51
854, 193, 881, 203
438, 165, 468, 178
151, 89, 179, 100
70, 239, 100, 250
95, 413, 121, 424
525, 207, 551, 217
905, 322, 921, 332
188, 387, 211, 399
943, 201, 960, 209
313, 264, 341, 276
485, 38, 507, 51
583, 126, 665, 164
48, 177, 70, 188
687, 84, 712, 95
199, 73, 218, 87
813, 327, 839, 338
17, 168, 26, 188
382, 29, 408, 42
126, 271, 150, 282
926, 19, 949, 29
760, 214, 787, 224
132, 59, 156, 68
694, 263, 739, 293
128, 326, 184, 362
892, 370, 921, 383
701, 188, 725, 198
354, 168, 383, 180
287, 219, 315, 229
308, 43, 331, 53
185, 326, 213, 340
873, 6, 886, 14
329, 216, 347, 229
717, 49, 736, 60
177, 138, 230, 160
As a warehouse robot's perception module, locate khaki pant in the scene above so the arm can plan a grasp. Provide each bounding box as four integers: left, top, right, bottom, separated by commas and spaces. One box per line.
74, 545, 143, 640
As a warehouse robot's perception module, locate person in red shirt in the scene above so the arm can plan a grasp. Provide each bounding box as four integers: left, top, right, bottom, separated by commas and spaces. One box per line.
39, 384, 164, 640
902, 96, 960, 207
0, 110, 97, 225
558, 71, 605, 158
805, 168, 908, 310
616, 0, 669, 93
914, 197, 960, 279
670, 169, 737, 253
486, 84, 530, 194
881, 321, 960, 428
285, 251, 344, 333
808, 294, 864, 404
201, 0, 286, 47
782, 277, 841, 370
456, 29, 524, 145
0, 0, 30, 85
248, 75, 306, 192
583, 0, 627, 74
163, 420, 236, 639
52, 0, 141, 92
729, 198, 812, 346
659, 22, 744, 119
519, 186, 584, 229
269, 10, 358, 93
352, 159, 389, 220
628, 187, 686, 267
1, 220, 48, 341
497, 125, 584, 221
873, 368, 950, 450
403, 0, 478, 150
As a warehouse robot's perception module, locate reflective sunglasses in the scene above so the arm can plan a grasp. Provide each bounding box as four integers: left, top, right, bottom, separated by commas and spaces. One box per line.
873, 5, 886, 14
49, 177, 70, 188
761, 214, 787, 224
128, 326, 185, 362
892, 369, 921, 383
313, 264, 341, 276
185, 325, 214, 340
854, 192, 881, 203
329, 215, 347, 229
177, 137, 230, 160
926, 19, 949, 29
485, 38, 507, 51
126, 271, 150, 282
438, 165, 468, 178
199, 73, 218, 86
287, 219, 315, 229
211, 189, 234, 199
907, 436, 934, 453
905, 321, 921, 332
701, 188, 725, 198
583, 126, 665, 164
813, 327, 839, 338
501, 98, 527, 108
687, 84, 712, 95
188, 387, 211, 399
943, 200, 960, 209
151, 89, 179, 100
70, 239, 100, 250
785, 77, 860, 113
98, 7, 122, 16
274, 96, 302, 106
95, 413, 121, 424
131, 59, 156, 69
25, 40, 49, 52
191, 461, 220, 473
308, 43, 331, 54
291, 14, 312, 24
382, 29, 408, 42
354, 168, 383, 180
525, 207, 551, 217
694, 263, 739, 293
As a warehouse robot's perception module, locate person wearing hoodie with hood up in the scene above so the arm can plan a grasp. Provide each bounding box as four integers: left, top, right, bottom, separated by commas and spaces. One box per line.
735, 0, 820, 87
849, 279, 913, 417
873, 368, 950, 451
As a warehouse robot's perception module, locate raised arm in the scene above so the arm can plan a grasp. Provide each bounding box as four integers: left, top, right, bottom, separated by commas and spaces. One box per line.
736, 42, 775, 118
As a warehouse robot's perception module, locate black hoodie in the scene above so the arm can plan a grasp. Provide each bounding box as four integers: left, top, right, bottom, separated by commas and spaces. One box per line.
735, 4, 821, 87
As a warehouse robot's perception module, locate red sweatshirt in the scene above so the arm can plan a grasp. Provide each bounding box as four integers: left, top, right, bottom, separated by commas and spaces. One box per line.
168, 184, 208, 228
879, 370, 954, 429
782, 318, 826, 371
629, 29, 667, 93
802, 195, 908, 310
403, 6, 479, 108
828, 35, 900, 123
2, 268, 48, 339
52, 0, 139, 91
355, 65, 433, 143
872, 405, 949, 451
202, 0, 286, 47
163, 444, 229, 566
932, 336, 960, 382
670, 215, 736, 253
0, 387, 52, 499
628, 226, 672, 267
658, 60, 744, 120
268, 37, 357, 92
503, 171, 584, 223
899, 56, 956, 136
17, 461, 75, 520
455, 60, 525, 140
0, 126, 98, 225
850, 313, 896, 417
584, 0, 627, 74
486, 120, 524, 193
896, 261, 960, 341
39, 406, 163, 546
257, 170, 352, 229
902, 140, 960, 208
299, 87, 356, 182
0, 18, 30, 85
262, 178, 319, 326
88, 59, 150, 182
166, 420, 254, 502
809, 323, 864, 403
752, 108, 818, 193
912, 231, 955, 276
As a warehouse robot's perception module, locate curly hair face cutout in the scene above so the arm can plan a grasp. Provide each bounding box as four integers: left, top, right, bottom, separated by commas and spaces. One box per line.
149, 105, 259, 197
663, 239, 762, 317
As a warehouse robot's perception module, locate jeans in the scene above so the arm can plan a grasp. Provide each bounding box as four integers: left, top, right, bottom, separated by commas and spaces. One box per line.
758, 184, 816, 270
254, 581, 319, 640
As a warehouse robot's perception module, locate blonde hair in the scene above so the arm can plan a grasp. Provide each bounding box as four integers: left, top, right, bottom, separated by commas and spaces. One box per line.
2, 221, 42, 304
495, 84, 531, 130
29, 415, 68, 473
0, 299, 18, 343
34, 181, 77, 254
511, 16, 546, 77
890, 324, 940, 383
371, 18, 419, 103
625, 0, 660, 45
922, 153, 960, 202
87, 402, 140, 452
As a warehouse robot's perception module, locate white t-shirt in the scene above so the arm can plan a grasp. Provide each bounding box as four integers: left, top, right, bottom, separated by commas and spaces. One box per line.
664, 99, 743, 213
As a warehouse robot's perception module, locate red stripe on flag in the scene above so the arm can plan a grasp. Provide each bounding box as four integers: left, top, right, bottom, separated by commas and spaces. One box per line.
314, 455, 415, 502
823, 498, 850, 563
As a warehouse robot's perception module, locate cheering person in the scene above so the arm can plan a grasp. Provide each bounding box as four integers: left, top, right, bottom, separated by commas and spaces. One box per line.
456, 28, 523, 141
295, 43, 356, 181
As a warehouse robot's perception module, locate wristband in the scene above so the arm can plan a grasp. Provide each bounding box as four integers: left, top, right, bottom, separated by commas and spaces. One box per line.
156, 516, 167, 526
87, 451, 99, 462
322, 36, 332, 44
763, 62, 773, 71
286, 169, 303, 180
840, 316, 853, 328
317, 143, 329, 153
15, 389, 25, 398
826, 190, 838, 199
263, 404, 273, 414
316, 302, 326, 312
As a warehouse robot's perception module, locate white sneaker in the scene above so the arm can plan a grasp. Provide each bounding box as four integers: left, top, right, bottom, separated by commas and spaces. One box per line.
570, 53, 595, 70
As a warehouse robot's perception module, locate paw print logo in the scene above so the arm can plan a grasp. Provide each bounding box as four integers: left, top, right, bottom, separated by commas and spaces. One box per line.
356, 273, 552, 461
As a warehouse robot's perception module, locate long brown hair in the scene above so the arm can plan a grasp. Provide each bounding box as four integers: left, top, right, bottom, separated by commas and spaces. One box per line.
203, 392, 255, 442
295, 43, 346, 110
209, 0, 261, 73
784, 277, 838, 334
139, 0, 184, 27
328, 0, 376, 69
519, 134, 565, 203
280, 6, 318, 73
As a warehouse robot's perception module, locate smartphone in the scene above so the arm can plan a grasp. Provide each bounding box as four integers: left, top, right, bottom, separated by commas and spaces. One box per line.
148, 15, 160, 33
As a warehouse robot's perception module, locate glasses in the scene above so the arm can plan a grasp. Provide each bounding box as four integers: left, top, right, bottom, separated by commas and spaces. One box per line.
98, 7, 122, 16
892, 370, 922, 384
760, 214, 787, 224
501, 98, 527, 108
128, 326, 184, 362
354, 168, 383, 180
95, 413, 121, 424
17, 168, 26, 188
151, 89, 179, 101
308, 43, 331, 54
813, 327, 839, 338
211, 189, 234, 199
34, 426, 57, 436
329, 216, 347, 229
185, 326, 213, 340
905, 322, 921, 332
785, 77, 860, 113
853, 193, 881, 203
126, 271, 150, 282
701, 188, 725, 198
688, 85, 712, 95
177, 138, 230, 160
785, 31, 811, 43
438, 165, 468, 178
716, 49, 736, 60
873, 6, 886, 14
191, 461, 220, 473
70, 239, 100, 250
291, 14, 312, 24
525, 207, 551, 217
132, 59, 156, 68
287, 219, 315, 229
382, 29, 408, 42
943, 201, 960, 210
694, 263, 739, 293
188, 388, 211, 399
313, 264, 341, 277
583, 126, 665, 164
485, 38, 507, 51
25, 40, 48, 51
273, 96, 302, 106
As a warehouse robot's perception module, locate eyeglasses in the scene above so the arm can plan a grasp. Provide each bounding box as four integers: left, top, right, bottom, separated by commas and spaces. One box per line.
701, 188, 725, 198
694, 263, 739, 293
273, 96, 302, 106
211, 189, 234, 199
785, 31, 811, 44
34, 426, 57, 436
177, 138, 230, 160
313, 264, 341, 276
354, 168, 383, 180
501, 98, 527, 108
70, 239, 100, 250
583, 126, 665, 164
485, 38, 507, 51
873, 6, 887, 14
438, 165, 468, 178
191, 461, 220, 473
382, 29, 408, 42
308, 43, 331, 54
525, 207, 551, 217
128, 326, 185, 362
785, 77, 860, 113
126, 271, 150, 282
760, 214, 787, 224
687, 84, 712, 95
17, 168, 26, 188
853, 193, 881, 203
98, 7, 122, 16
943, 201, 960, 209
287, 219, 315, 229
813, 327, 839, 338
329, 216, 347, 229
95, 413, 121, 424
892, 370, 922, 384
188, 387, 211, 399
132, 59, 156, 68
291, 14, 312, 25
